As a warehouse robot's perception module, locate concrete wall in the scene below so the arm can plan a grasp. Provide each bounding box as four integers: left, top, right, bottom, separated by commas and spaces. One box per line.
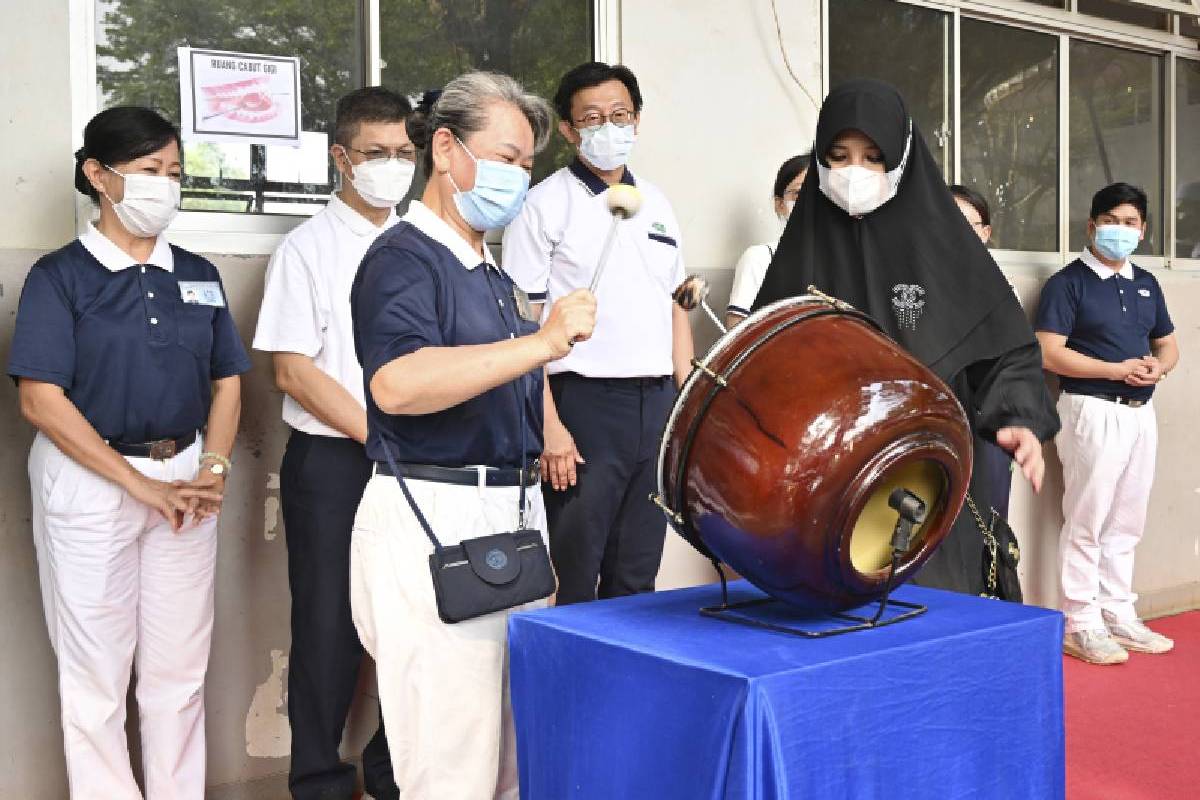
1, 0, 1198, 796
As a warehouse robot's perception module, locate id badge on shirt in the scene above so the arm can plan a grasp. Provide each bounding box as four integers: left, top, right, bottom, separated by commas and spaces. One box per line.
178, 280, 226, 307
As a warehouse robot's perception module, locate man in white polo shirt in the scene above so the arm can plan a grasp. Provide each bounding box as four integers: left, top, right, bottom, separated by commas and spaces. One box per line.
503, 62, 694, 604
253, 87, 412, 800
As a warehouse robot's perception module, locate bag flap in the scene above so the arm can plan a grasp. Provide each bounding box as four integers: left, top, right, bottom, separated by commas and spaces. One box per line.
462, 532, 522, 586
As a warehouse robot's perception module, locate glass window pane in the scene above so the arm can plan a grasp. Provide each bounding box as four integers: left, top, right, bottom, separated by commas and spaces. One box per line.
1077, 0, 1170, 31
379, 0, 592, 184
1068, 41, 1164, 255
1177, 58, 1200, 260
1182, 14, 1200, 40
960, 19, 1059, 251
1023, 0, 1065, 7
827, 0, 953, 176
95, 0, 363, 215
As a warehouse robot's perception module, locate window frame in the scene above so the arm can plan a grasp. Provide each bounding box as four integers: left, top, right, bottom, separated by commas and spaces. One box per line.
822, 0, 1200, 268
69, 0, 614, 254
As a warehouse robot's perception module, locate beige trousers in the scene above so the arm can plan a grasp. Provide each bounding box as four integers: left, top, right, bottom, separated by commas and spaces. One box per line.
350, 472, 548, 800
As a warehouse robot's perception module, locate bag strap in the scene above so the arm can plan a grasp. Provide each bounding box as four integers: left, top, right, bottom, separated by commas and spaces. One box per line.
380, 437, 444, 552
964, 493, 999, 595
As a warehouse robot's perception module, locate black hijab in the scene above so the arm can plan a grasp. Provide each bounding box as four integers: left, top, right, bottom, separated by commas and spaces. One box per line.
753, 79, 1033, 383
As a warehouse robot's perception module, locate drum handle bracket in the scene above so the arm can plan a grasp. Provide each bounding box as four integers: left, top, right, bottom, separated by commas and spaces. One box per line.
806, 284, 856, 312
690, 358, 728, 388
650, 493, 684, 526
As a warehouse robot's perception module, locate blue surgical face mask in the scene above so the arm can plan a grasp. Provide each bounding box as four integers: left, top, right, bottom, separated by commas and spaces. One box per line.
448, 137, 530, 231
1093, 224, 1141, 261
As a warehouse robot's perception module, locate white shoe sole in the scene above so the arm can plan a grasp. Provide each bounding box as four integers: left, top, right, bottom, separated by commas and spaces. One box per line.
1063, 639, 1129, 665
1110, 634, 1173, 654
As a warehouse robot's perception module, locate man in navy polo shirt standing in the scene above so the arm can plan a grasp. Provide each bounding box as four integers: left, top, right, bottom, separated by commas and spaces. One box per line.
1035, 182, 1180, 665
503, 62, 694, 604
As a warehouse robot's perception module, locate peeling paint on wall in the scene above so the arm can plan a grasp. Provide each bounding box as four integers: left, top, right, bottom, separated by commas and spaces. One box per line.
245, 649, 290, 758
264, 497, 280, 541
264, 472, 280, 541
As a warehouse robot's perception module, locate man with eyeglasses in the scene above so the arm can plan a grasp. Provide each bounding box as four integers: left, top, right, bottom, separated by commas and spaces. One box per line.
1035, 182, 1180, 667
503, 62, 694, 605
253, 87, 414, 800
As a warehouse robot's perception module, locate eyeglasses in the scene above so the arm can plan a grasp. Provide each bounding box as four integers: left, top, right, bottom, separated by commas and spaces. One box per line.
346, 146, 417, 163
573, 108, 635, 129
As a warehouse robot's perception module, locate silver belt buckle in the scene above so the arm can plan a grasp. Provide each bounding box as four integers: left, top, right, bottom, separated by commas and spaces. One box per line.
149, 438, 178, 461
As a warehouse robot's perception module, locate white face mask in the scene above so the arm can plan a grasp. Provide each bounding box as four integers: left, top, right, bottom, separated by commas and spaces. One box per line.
579, 122, 637, 171
817, 122, 912, 217
346, 152, 415, 209
778, 200, 795, 226
104, 166, 181, 238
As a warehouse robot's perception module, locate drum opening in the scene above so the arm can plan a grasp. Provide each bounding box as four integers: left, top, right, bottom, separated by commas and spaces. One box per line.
848, 460, 945, 574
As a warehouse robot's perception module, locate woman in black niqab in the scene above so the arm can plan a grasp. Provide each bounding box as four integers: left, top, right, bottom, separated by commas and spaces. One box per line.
753, 79, 1060, 595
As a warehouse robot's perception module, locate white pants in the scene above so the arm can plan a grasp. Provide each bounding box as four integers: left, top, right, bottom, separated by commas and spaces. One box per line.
29, 433, 218, 800
1056, 394, 1157, 634
350, 473, 548, 800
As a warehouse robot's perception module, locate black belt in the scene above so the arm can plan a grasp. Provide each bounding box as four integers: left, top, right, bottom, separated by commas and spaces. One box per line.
1066, 391, 1148, 409
110, 430, 198, 460
553, 372, 671, 388
374, 461, 540, 487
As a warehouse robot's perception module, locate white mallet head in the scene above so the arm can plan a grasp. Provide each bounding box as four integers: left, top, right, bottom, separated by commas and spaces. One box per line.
606, 184, 643, 219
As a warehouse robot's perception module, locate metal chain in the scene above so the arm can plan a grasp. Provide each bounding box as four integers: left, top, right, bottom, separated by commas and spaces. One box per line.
964, 494, 999, 597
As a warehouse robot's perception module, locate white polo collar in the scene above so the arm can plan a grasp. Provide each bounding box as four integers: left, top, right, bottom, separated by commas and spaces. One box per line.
80, 222, 174, 273
402, 200, 495, 271
1081, 247, 1134, 281
329, 191, 397, 237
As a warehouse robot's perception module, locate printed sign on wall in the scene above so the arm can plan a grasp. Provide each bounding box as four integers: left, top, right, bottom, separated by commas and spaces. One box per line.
178, 47, 302, 147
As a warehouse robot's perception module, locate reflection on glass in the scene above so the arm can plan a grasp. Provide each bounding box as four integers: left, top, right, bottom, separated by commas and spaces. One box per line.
960, 18, 1058, 251
1177, 59, 1200, 260
1183, 15, 1200, 41
1068, 41, 1163, 255
1077, 0, 1169, 31
379, 0, 592, 185
827, 0, 952, 176
95, 0, 362, 214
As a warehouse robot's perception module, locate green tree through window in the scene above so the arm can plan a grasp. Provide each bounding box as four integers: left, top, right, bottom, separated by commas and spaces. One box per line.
96, 0, 592, 214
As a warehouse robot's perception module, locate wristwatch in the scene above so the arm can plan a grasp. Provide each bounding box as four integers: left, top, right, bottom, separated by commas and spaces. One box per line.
200, 451, 232, 478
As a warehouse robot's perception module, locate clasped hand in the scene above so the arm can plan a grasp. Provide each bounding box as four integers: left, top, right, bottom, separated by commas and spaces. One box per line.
129, 472, 226, 532
1116, 355, 1163, 387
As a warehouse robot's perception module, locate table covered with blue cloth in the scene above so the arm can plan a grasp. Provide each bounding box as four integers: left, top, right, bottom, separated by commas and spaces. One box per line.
508, 581, 1064, 800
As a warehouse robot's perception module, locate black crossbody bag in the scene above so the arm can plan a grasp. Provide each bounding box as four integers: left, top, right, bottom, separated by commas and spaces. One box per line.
965, 494, 1023, 602
378, 270, 555, 624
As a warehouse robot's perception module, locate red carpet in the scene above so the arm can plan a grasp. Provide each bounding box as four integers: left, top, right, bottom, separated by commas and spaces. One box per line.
1065, 610, 1200, 799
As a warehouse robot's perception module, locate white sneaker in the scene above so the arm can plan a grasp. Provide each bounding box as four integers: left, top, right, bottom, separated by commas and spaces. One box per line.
1063, 629, 1129, 665
1103, 612, 1174, 654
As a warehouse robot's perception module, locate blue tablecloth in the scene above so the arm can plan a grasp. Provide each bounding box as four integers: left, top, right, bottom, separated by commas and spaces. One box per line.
508, 581, 1064, 800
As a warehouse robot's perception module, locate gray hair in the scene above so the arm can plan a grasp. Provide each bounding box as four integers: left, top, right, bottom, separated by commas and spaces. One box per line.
409, 71, 552, 173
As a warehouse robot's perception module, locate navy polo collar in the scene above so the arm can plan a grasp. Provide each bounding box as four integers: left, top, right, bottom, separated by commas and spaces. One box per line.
402, 200, 496, 272
80, 222, 174, 273
1081, 247, 1134, 281
568, 156, 636, 197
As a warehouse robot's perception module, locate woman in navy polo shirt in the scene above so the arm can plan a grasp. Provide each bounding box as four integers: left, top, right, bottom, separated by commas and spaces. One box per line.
7, 106, 250, 799
348, 73, 595, 799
